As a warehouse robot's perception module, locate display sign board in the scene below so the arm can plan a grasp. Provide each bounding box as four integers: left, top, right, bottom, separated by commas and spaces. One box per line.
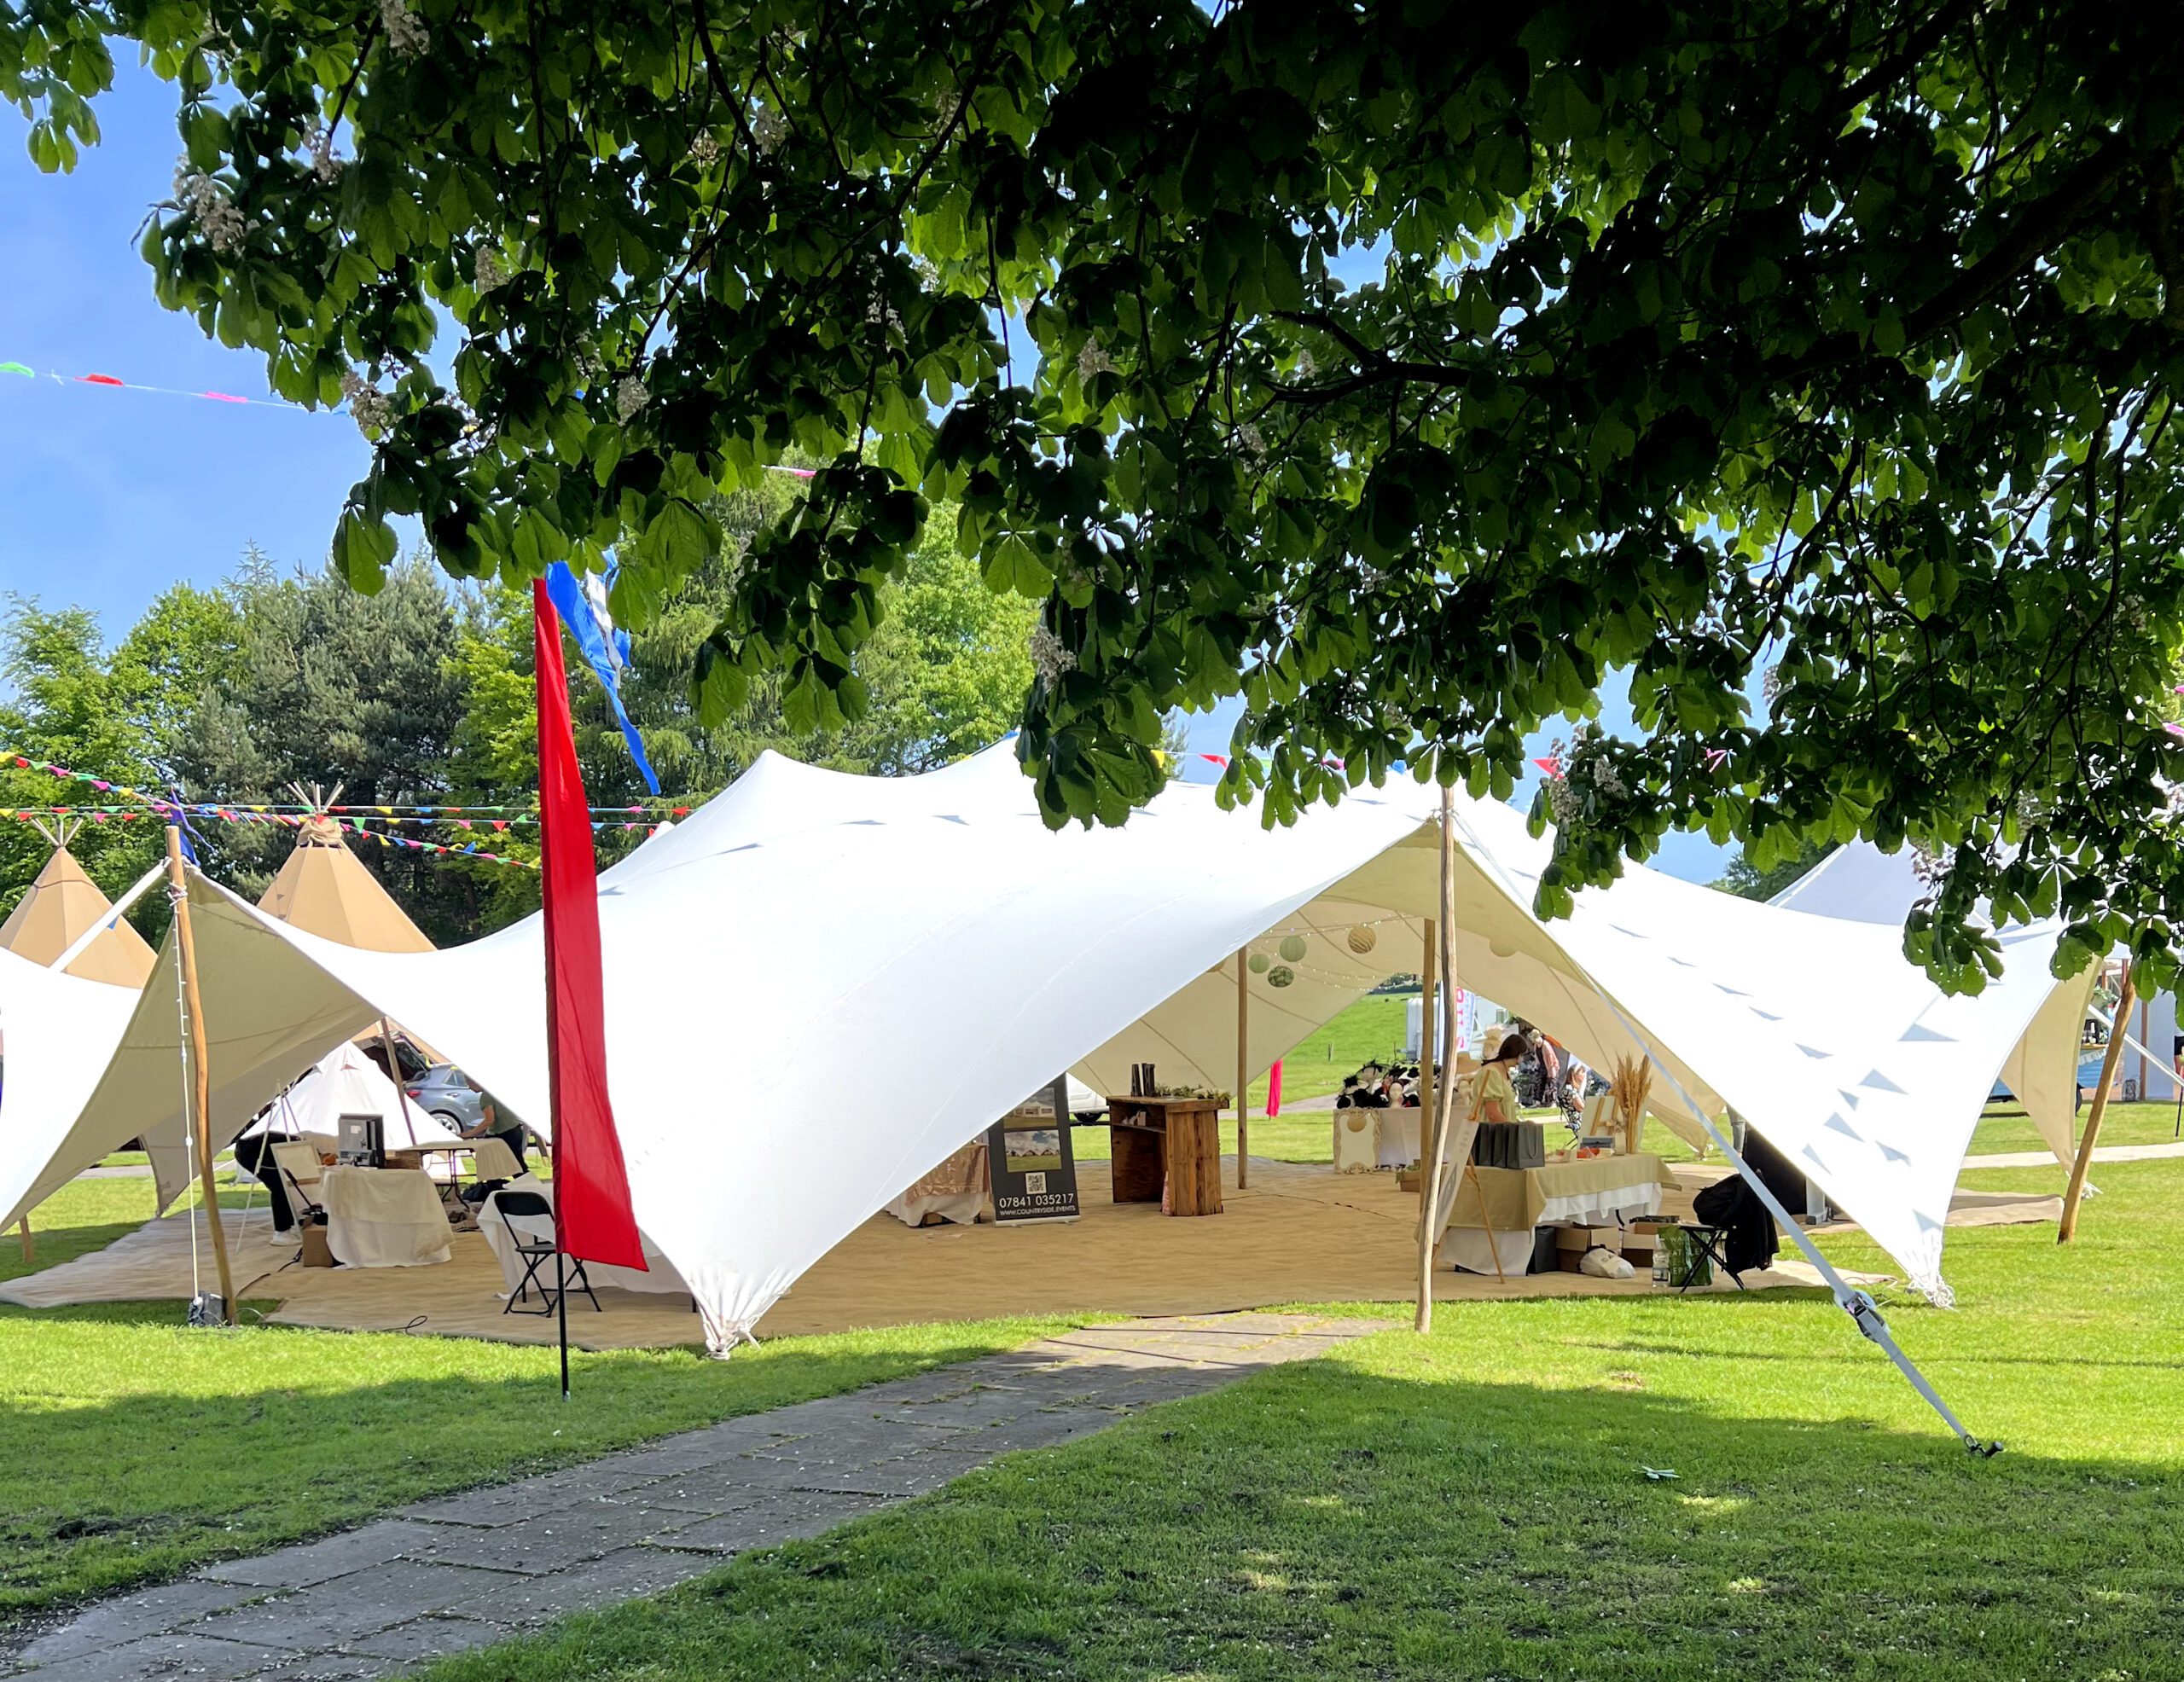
986, 1076, 1081, 1224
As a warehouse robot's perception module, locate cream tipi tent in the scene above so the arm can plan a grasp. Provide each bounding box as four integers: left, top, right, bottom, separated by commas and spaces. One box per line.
258, 808, 433, 954
0, 821, 157, 988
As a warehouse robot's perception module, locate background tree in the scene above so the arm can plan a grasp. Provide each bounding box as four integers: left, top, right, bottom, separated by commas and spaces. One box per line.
0, 587, 242, 936
5, 508, 1037, 940
1715, 840, 1833, 904
13, 0, 2184, 986
177, 557, 483, 938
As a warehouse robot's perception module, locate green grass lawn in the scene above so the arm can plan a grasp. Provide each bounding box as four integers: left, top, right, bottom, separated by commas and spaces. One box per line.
1246, 990, 1418, 1108
0, 1177, 1082, 1627
419, 1163, 2184, 1682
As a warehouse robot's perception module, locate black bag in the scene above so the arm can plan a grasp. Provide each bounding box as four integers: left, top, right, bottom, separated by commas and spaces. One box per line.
1692, 1175, 1780, 1276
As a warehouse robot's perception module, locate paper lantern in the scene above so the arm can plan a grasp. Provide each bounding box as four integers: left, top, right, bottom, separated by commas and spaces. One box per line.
1278, 934, 1308, 962
1346, 925, 1378, 955
1268, 965, 1295, 989
1248, 953, 1271, 974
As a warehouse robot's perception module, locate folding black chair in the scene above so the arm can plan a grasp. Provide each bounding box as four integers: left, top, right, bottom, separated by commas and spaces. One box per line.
1675, 1222, 1749, 1292
493, 1190, 601, 1316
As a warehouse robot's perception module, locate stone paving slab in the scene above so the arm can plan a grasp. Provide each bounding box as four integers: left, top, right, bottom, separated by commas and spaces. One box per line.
6, 1312, 1387, 1682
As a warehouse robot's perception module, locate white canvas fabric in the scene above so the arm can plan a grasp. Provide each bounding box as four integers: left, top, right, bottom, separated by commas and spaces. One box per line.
3, 745, 2091, 1340
1769, 839, 2100, 1164
0, 945, 142, 1221
319, 1166, 452, 1267
246, 1042, 464, 1150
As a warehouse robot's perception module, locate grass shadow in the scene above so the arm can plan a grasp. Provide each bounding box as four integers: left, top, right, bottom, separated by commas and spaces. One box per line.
420, 1348, 2184, 1682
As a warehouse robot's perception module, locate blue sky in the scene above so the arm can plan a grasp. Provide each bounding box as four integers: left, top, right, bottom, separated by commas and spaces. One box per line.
0, 60, 377, 621
0, 61, 1734, 884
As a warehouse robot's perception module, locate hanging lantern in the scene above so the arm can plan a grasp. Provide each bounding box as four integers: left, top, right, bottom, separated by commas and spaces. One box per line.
1278, 934, 1308, 962
1346, 925, 1378, 955
1268, 965, 1295, 989
1248, 953, 1271, 974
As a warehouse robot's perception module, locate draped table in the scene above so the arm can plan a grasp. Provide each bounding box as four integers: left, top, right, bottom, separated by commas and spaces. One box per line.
883, 1141, 990, 1227
1438, 1152, 1679, 1275
320, 1166, 455, 1268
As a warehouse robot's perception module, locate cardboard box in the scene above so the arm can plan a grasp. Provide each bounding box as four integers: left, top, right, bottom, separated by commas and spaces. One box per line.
1554, 1225, 1626, 1252
300, 1223, 334, 1268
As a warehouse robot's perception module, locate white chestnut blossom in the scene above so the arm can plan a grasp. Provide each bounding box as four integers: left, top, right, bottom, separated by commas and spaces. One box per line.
751, 107, 787, 155
688, 130, 721, 165
380, 0, 429, 58
173, 163, 248, 256
615, 375, 650, 422
1077, 338, 1114, 380
1028, 625, 1077, 687
306, 125, 344, 183
473, 246, 509, 292
339, 369, 393, 438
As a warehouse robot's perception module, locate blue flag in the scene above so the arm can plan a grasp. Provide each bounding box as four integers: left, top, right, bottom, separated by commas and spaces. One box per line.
543, 560, 659, 797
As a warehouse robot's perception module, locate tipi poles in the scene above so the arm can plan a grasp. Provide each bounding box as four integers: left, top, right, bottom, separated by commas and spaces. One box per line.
1415, 786, 1457, 1333
2061, 960, 2135, 1243
164, 825, 237, 1325
384, 1018, 425, 1147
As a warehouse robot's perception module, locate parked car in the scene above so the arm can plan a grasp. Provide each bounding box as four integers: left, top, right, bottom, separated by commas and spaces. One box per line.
405, 1063, 487, 1134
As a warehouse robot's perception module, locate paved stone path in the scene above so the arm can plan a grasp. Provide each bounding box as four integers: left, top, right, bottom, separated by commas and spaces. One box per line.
1963, 1140, 2184, 1169
4, 1313, 1385, 1682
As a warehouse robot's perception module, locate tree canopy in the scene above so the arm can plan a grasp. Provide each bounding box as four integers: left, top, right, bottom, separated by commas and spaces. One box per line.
1, 508, 1034, 940
9, 1, 2184, 986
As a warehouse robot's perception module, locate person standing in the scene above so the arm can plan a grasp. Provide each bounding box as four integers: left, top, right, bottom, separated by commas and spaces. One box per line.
462, 1091, 530, 1173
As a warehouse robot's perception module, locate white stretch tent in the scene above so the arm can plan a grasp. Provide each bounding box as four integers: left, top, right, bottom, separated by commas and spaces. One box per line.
0, 946, 141, 1216
2, 746, 2090, 1343
1774, 841, 2107, 1155
246, 1041, 464, 1150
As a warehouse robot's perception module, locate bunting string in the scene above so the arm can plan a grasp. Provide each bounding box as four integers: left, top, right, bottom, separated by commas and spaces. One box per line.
2, 798, 548, 870
5, 753, 691, 819
0, 751, 698, 871
0, 360, 310, 410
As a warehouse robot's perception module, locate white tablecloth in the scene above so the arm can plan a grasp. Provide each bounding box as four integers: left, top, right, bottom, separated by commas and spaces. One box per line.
1330, 1107, 1424, 1172
479, 1180, 688, 1297
1438, 1155, 1674, 1276
321, 1167, 453, 1268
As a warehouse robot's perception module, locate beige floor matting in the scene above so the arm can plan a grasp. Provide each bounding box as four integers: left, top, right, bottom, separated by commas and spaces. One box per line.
0, 1156, 2039, 1348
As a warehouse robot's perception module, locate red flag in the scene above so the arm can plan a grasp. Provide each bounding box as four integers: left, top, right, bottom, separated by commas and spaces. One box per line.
532, 581, 647, 1270
1265, 1058, 1282, 1117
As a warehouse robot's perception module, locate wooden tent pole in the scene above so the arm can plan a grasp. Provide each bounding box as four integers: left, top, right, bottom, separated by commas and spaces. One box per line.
1415, 786, 1458, 1332
165, 826, 237, 1325
2060, 960, 2135, 1243
1234, 950, 1250, 1190
1416, 921, 1436, 1209
15, 1216, 30, 1265
383, 1017, 426, 1148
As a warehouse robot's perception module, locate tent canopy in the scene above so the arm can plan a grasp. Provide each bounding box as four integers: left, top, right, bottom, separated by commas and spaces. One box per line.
0, 842, 157, 988
257, 815, 434, 953
1769, 839, 2100, 1163
0, 943, 147, 1215
1, 745, 2093, 1344
246, 1041, 464, 1149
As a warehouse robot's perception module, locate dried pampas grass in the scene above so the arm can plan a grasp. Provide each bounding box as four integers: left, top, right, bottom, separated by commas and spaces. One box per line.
1609, 1054, 1653, 1156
